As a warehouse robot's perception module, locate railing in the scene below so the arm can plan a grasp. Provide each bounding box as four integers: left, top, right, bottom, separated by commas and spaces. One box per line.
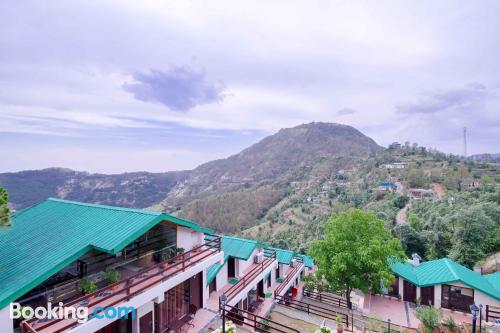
225, 249, 277, 302
486, 305, 500, 322
274, 295, 350, 329
23, 236, 222, 333
274, 259, 303, 297
303, 289, 349, 309
222, 303, 299, 333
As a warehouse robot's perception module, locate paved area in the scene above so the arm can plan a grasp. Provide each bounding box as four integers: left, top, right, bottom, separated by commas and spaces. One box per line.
364, 294, 419, 327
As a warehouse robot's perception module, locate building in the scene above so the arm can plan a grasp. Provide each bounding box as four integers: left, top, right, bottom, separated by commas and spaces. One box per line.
388, 142, 402, 150
390, 256, 500, 317
380, 162, 408, 169
407, 188, 434, 199
0, 198, 313, 333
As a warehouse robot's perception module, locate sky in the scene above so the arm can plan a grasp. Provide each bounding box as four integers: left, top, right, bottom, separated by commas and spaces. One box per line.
1, 0, 500, 173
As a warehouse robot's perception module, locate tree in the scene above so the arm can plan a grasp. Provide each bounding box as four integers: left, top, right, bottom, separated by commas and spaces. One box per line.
0, 187, 11, 226
393, 224, 426, 258
308, 209, 406, 309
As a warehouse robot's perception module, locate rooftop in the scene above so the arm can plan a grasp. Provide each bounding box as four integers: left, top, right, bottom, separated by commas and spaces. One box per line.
0, 198, 212, 309
391, 258, 500, 300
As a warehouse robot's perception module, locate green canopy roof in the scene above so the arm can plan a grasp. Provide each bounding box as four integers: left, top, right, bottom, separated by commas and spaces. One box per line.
268, 247, 295, 265
0, 198, 212, 309
391, 258, 500, 300
206, 263, 223, 286
301, 255, 314, 268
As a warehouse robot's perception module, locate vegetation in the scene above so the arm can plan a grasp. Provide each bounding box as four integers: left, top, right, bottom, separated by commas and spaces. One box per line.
103, 268, 121, 285
408, 187, 500, 268
308, 209, 406, 309
442, 316, 457, 333
414, 306, 440, 333
0, 187, 11, 226
78, 276, 98, 294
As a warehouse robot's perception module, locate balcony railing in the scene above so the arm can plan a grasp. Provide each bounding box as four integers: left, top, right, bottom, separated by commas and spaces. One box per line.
274, 256, 304, 297
224, 248, 276, 302
22, 236, 221, 333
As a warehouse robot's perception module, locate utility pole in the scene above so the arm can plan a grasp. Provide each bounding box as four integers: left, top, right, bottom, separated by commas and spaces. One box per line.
463, 127, 467, 158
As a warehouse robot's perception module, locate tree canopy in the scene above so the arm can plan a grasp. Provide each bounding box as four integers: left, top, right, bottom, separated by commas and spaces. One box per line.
308, 209, 405, 308
0, 187, 11, 226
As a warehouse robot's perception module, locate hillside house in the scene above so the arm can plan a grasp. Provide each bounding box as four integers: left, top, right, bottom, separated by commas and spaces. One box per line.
0, 198, 313, 333
407, 188, 435, 199
380, 162, 408, 169
390, 256, 500, 318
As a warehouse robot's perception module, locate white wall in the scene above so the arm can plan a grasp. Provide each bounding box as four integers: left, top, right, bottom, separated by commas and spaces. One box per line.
215, 262, 228, 292
434, 284, 442, 308
131, 302, 155, 333
176, 227, 203, 250
238, 248, 260, 276
0, 306, 13, 333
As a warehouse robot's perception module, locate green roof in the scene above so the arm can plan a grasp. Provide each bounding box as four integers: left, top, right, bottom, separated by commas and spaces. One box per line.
268, 247, 295, 265
484, 272, 500, 293
0, 198, 212, 309
206, 263, 223, 286
301, 255, 314, 268
391, 258, 500, 300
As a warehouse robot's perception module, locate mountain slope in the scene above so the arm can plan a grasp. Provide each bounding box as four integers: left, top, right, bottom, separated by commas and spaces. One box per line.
0, 122, 382, 232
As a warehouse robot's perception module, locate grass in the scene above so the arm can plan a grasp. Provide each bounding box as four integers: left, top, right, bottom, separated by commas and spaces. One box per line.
268, 311, 320, 333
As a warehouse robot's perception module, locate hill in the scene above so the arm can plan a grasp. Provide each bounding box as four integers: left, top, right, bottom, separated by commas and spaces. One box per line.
0, 122, 381, 233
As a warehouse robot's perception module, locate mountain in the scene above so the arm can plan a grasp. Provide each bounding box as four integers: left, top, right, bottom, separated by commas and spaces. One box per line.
0, 122, 382, 232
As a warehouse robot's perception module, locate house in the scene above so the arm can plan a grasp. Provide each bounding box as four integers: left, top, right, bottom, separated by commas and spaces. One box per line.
407, 188, 434, 199
0, 198, 222, 333
390, 256, 500, 318
388, 142, 402, 150
0, 198, 313, 333
380, 162, 408, 169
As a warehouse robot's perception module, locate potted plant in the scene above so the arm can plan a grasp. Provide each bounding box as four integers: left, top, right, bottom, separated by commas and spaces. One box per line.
78, 276, 97, 294
397, 294, 401, 302
416, 297, 422, 306
336, 314, 344, 333
315, 326, 334, 333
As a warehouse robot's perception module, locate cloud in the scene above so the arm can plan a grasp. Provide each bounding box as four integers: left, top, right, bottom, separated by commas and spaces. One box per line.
396, 83, 491, 114
123, 67, 226, 112
336, 108, 356, 116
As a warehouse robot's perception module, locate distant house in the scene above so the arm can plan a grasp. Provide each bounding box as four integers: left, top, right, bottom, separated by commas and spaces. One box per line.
407, 188, 434, 199
390, 256, 500, 317
389, 142, 402, 149
380, 162, 408, 169
374, 182, 396, 193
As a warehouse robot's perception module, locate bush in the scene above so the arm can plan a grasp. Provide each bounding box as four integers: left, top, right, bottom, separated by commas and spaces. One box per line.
78, 276, 98, 294
443, 316, 457, 332
415, 306, 440, 332
103, 268, 121, 285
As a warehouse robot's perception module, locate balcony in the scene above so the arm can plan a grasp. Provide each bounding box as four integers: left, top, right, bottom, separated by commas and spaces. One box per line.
274, 256, 304, 298
207, 248, 277, 310
22, 237, 222, 333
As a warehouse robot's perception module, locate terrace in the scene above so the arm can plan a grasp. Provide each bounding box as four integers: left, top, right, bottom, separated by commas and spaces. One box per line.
22, 237, 222, 333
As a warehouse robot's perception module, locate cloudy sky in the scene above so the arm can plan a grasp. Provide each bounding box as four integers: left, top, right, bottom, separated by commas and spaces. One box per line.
1, 1, 499, 173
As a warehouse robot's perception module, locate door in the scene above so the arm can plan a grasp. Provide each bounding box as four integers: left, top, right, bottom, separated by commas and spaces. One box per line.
139, 312, 153, 333
403, 280, 416, 303
257, 279, 265, 298
276, 265, 280, 280
189, 272, 202, 311
421, 286, 434, 306
228, 258, 236, 278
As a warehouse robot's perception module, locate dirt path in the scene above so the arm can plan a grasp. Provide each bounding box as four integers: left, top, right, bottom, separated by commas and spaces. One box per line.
431, 182, 446, 199
396, 203, 409, 225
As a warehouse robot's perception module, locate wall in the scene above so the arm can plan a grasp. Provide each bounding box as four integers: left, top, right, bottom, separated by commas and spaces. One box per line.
238, 248, 260, 277
176, 227, 203, 250
215, 262, 229, 292
0, 306, 13, 333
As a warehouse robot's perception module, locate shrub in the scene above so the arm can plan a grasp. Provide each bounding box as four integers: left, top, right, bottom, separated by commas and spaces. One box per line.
443, 316, 457, 332
415, 306, 440, 333
103, 268, 121, 285
78, 276, 97, 294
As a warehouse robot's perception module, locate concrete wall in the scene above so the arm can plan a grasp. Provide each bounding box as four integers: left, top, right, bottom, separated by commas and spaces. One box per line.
0, 306, 13, 333
238, 248, 260, 276
176, 227, 203, 251
215, 261, 229, 292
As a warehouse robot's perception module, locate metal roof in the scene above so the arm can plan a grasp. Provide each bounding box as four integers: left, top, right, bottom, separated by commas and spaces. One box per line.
301, 255, 314, 268
0, 198, 211, 309
391, 258, 500, 300
269, 247, 295, 265
206, 263, 223, 286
